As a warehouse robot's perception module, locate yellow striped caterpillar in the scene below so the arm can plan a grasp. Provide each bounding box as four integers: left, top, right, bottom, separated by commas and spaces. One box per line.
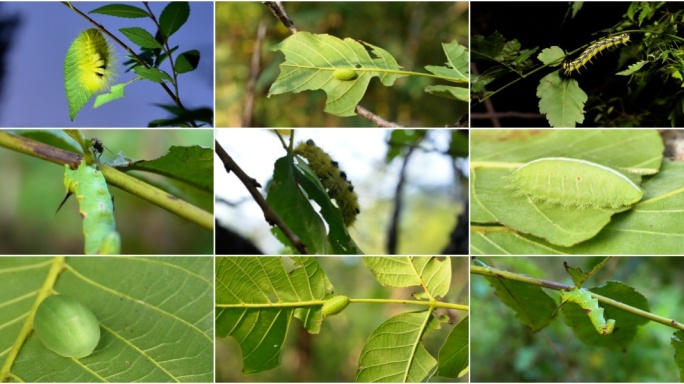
294, 140, 360, 226
321, 295, 350, 316
560, 288, 615, 335
561, 33, 630, 75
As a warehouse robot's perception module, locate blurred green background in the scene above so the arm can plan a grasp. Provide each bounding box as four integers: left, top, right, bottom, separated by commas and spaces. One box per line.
216, 256, 469, 382
0, 129, 213, 255
215, 2, 468, 127
471, 257, 684, 382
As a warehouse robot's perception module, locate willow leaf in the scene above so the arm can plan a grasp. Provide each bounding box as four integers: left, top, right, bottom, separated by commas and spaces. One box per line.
268, 32, 406, 117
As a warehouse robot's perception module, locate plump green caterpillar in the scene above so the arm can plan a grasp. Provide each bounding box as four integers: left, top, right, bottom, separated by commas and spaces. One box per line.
58, 161, 121, 254
509, 157, 643, 209
332, 68, 357, 81
321, 295, 350, 317
561, 33, 630, 76
295, 140, 360, 226
33, 295, 101, 358
561, 288, 616, 335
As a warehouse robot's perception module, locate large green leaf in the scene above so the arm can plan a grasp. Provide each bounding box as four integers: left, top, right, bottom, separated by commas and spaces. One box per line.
159, 2, 190, 39
537, 71, 588, 127
268, 32, 406, 117
561, 281, 649, 350
215, 257, 333, 375
363, 256, 451, 299
0, 257, 213, 382
437, 315, 468, 378
470, 129, 664, 249
355, 311, 441, 382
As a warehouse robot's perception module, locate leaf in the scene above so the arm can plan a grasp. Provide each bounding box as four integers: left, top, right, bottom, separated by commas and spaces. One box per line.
120, 146, 213, 193
119, 27, 163, 49
483, 271, 557, 331
563, 257, 612, 287
0, 257, 213, 382
356, 311, 441, 382
363, 256, 451, 299
561, 281, 649, 350
617, 60, 648, 76
672, 330, 684, 381
175, 50, 200, 74
424, 41, 469, 83
268, 32, 406, 117
537, 46, 565, 66
93, 83, 126, 108
537, 71, 588, 127
437, 315, 468, 378
215, 257, 333, 374
159, 1, 190, 39
133, 66, 173, 83
424, 85, 469, 102
89, 4, 149, 18
470, 129, 664, 248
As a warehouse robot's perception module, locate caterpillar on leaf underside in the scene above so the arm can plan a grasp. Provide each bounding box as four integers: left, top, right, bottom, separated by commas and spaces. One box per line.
56, 140, 120, 255
561, 33, 630, 75
294, 139, 360, 227
560, 288, 616, 335
321, 295, 350, 317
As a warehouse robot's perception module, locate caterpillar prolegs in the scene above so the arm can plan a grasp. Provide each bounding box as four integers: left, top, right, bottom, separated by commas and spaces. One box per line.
561, 33, 630, 75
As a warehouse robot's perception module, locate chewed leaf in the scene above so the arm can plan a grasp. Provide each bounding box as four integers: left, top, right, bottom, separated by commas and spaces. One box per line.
268, 32, 406, 117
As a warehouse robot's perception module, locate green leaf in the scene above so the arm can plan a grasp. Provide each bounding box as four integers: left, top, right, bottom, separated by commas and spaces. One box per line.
483, 272, 557, 332
363, 256, 451, 299
470, 129, 664, 248
424, 85, 469, 102
424, 40, 469, 83
118, 146, 213, 193
537, 46, 565, 66
617, 60, 648, 76
215, 257, 333, 374
268, 32, 406, 117
0, 257, 213, 382
672, 330, 684, 381
438, 315, 469, 378
133, 66, 173, 83
159, 1, 190, 39
537, 71, 588, 127
175, 49, 200, 74
89, 4, 149, 18
356, 311, 441, 382
561, 281, 649, 350
563, 257, 612, 287
120, 27, 163, 49
267, 155, 332, 254
93, 83, 126, 108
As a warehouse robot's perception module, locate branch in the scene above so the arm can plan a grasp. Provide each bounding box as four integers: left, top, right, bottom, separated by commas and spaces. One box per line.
242, 21, 267, 127
215, 140, 308, 254
471, 264, 684, 331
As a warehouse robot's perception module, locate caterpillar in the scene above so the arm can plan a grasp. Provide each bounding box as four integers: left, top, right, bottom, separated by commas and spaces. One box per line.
332, 68, 357, 81
321, 295, 350, 317
561, 288, 616, 335
561, 33, 630, 75
57, 161, 121, 254
65, 28, 115, 120
294, 140, 360, 226
508, 157, 644, 209
33, 295, 101, 358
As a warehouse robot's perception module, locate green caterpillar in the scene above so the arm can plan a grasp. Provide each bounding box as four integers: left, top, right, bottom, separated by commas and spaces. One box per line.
34, 295, 101, 358
321, 295, 350, 317
58, 161, 120, 254
332, 69, 357, 81
561, 288, 615, 335
294, 140, 360, 226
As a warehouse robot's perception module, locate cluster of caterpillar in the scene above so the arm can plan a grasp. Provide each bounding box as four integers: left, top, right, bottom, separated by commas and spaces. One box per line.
294, 139, 360, 227
561, 33, 630, 76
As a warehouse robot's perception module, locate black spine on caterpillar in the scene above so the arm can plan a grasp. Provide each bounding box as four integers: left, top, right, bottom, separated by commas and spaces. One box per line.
294, 140, 360, 226
561, 33, 630, 76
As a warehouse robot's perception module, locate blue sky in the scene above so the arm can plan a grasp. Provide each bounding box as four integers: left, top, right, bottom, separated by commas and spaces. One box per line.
0, 2, 214, 127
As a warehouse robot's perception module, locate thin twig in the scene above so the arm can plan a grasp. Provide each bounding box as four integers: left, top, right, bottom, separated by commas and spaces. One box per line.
387, 145, 414, 254
215, 140, 308, 254
243, 22, 267, 127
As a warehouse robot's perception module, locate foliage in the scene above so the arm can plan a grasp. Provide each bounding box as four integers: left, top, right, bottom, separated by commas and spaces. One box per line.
65, 2, 212, 127
0, 257, 213, 382
468, 129, 684, 254
471, 2, 684, 127
215, 256, 468, 382
471, 257, 684, 382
